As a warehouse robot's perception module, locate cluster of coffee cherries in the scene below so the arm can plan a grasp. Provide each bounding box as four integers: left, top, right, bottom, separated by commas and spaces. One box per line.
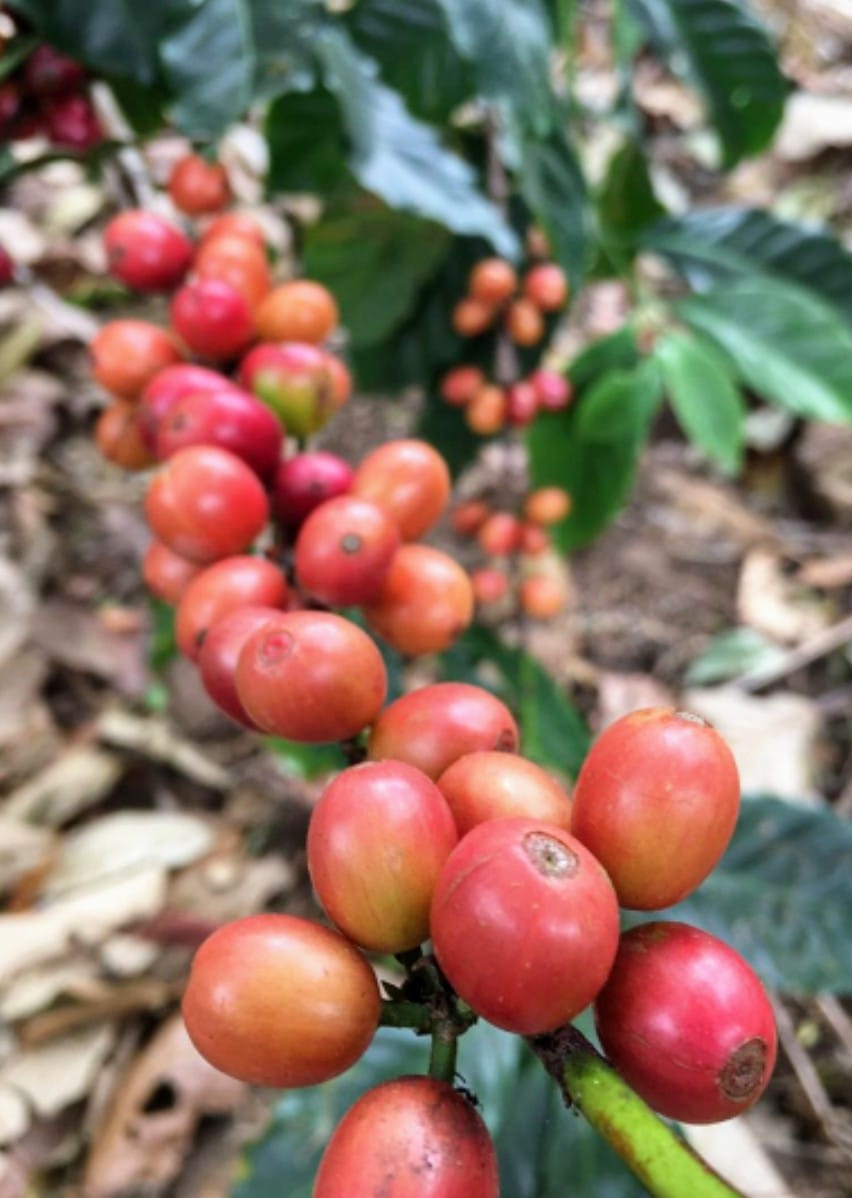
182, 705, 777, 1195
451, 255, 568, 346
440, 361, 573, 435
0, 41, 102, 152
452, 486, 573, 620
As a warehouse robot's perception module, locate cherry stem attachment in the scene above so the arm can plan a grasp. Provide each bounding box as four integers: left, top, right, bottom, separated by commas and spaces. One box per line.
528, 1025, 747, 1198
428, 1022, 458, 1084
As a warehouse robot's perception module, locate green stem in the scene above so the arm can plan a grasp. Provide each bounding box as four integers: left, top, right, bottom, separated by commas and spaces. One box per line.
530, 1026, 746, 1198
379, 999, 432, 1033
428, 1023, 458, 1084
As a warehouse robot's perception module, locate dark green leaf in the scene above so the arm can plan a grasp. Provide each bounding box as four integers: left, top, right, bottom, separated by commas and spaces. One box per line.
684, 627, 785, 685
627, 0, 788, 166
519, 122, 591, 289
435, 0, 555, 134
0, 34, 38, 82
655, 329, 744, 473
316, 29, 518, 255
108, 76, 169, 137
527, 360, 663, 550
147, 598, 177, 672
345, 0, 473, 123
441, 625, 591, 778
417, 392, 484, 478
265, 88, 350, 196
678, 277, 852, 423
645, 207, 852, 323
303, 208, 450, 348
665, 795, 852, 993
265, 737, 347, 780
569, 325, 640, 392
597, 139, 665, 247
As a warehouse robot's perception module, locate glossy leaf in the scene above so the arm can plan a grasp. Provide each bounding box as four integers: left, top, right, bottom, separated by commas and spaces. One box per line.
265, 737, 348, 781
597, 139, 665, 247
519, 121, 591, 288
679, 278, 852, 423
655, 329, 744, 473
265, 88, 350, 196
645, 207, 852, 323
684, 627, 785, 686
627, 0, 788, 166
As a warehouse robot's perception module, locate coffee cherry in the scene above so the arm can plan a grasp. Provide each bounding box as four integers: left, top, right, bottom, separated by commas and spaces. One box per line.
431, 818, 620, 1034
199, 212, 266, 249
156, 386, 283, 482
182, 914, 380, 1088
364, 544, 473, 656
368, 682, 519, 780
571, 708, 740, 910
104, 211, 193, 293
175, 555, 288, 661
440, 365, 485, 407
295, 496, 400, 607
353, 440, 450, 541
273, 451, 354, 530
506, 298, 545, 346
255, 280, 338, 344
471, 566, 510, 606
595, 922, 777, 1123
519, 574, 567, 619
194, 234, 271, 310
198, 605, 280, 726
519, 522, 549, 555
308, 761, 458, 952
43, 93, 102, 152
452, 297, 495, 337
438, 752, 572, 835
451, 499, 490, 537
524, 263, 568, 311
168, 153, 231, 215
236, 611, 387, 742
529, 368, 573, 412
469, 258, 517, 306
324, 351, 352, 408
171, 278, 255, 361
142, 540, 203, 605
477, 512, 524, 557
23, 46, 86, 96
506, 380, 539, 427
94, 401, 156, 470
524, 486, 572, 525
138, 364, 229, 450
239, 342, 335, 436
91, 321, 182, 400
145, 446, 268, 563
314, 1077, 499, 1198
465, 384, 506, 436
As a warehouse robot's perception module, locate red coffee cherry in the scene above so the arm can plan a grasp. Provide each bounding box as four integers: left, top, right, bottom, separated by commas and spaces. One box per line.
145, 446, 269, 563
478, 512, 523, 557
364, 544, 473, 657
175, 555, 288, 661
314, 1076, 499, 1198
104, 210, 193, 293
451, 499, 490, 538
506, 380, 539, 427
198, 605, 280, 726
138, 364, 229, 450
171, 278, 254, 361
168, 153, 231, 215
23, 46, 86, 95
182, 914, 380, 1088
236, 611, 387, 743
595, 922, 777, 1123
352, 439, 450, 541
324, 351, 352, 408
465, 384, 506, 436
199, 212, 266, 248
519, 574, 567, 620
94, 401, 156, 470
0, 244, 12, 288
529, 368, 573, 412
308, 761, 458, 952
519, 522, 549, 555
368, 682, 519, 780
471, 566, 510, 606
437, 751, 572, 836
92, 321, 182, 400
295, 496, 400, 607
506, 298, 545, 346
469, 257, 517, 306
255, 280, 338, 344
142, 540, 203, 605
432, 818, 620, 1034
273, 451, 354, 530
43, 93, 102, 152
571, 708, 741, 910
523, 262, 568, 311
238, 342, 335, 436
194, 234, 271, 310
525, 486, 572, 525
440, 365, 485, 407
156, 386, 283, 482
452, 297, 495, 337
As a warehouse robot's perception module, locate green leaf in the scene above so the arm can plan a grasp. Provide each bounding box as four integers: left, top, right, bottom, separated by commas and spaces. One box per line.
519, 122, 591, 289
645, 207, 852, 324
303, 208, 451, 348
435, 0, 555, 134
345, 0, 473, 123
655, 329, 744, 473
265, 737, 347, 781
417, 392, 484, 478
666, 796, 852, 993
684, 627, 785, 685
627, 0, 788, 166
678, 277, 852, 423
0, 34, 38, 83
316, 29, 518, 255
597, 139, 665, 247
441, 626, 591, 778
570, 325, 640, 391
147, 598, 177, 673
265, 87, 350, 196
527, 360, 663, 550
